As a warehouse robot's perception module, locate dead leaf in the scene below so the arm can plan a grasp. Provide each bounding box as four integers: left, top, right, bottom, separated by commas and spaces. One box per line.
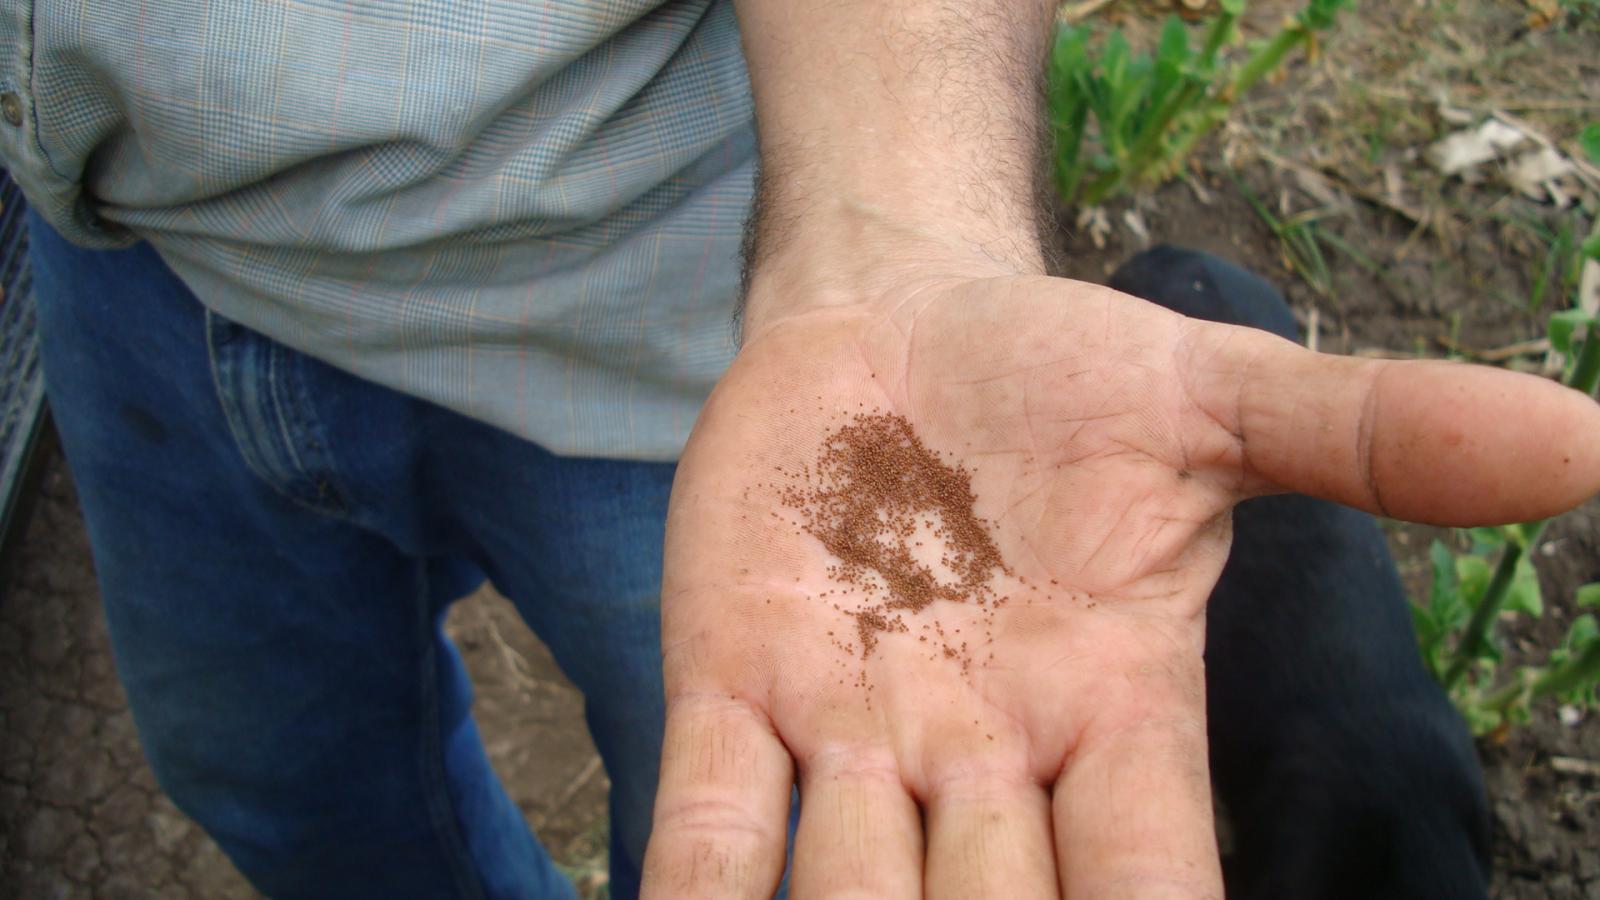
1382, 164, 1405, 210
1293, 166, 1344, 208
1076, 206, 1111, 250
1425, 118, 1529, 176
1057, 0, 1118, 23
1550, 756, 1600, 778
1121, 208, 1150, 245
1435, 91, 1476, 126
1523, 0, 1560, 28
1506, 146, 1577, 204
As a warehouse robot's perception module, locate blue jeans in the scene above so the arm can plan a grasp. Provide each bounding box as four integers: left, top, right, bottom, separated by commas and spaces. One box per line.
28, 211, 672, 899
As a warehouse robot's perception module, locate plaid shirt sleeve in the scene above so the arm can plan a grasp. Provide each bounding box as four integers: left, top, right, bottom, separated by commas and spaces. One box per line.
0, 0, 756, 461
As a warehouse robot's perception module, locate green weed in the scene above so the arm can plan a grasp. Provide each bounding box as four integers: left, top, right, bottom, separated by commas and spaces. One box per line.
1234, 175, 1337, 297
1049, 0, 1353, 207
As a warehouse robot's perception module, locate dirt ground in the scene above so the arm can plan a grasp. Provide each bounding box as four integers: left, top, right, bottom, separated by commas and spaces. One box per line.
2, 0, 1599, 897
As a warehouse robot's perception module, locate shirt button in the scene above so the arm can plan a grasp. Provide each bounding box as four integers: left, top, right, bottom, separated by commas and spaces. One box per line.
1, 93, 21, 127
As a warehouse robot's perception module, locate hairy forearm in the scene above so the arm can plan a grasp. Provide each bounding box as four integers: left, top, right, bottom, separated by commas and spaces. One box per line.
732, 0, 1058, 329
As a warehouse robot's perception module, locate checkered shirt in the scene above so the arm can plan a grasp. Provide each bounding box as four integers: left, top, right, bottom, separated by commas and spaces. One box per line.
0, 0, 756, 460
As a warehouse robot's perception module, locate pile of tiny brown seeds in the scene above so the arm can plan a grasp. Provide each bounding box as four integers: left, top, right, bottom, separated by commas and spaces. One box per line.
781, 412, 1011, 666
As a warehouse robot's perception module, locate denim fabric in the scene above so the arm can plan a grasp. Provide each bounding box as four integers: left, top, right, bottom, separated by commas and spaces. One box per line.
29, 209, 673, 899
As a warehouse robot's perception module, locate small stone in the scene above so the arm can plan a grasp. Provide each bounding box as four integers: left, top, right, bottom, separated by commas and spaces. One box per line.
99, 872, 154, 900
8, 868, 75, 900
81, 652, 126, 712
100, 826, 159, 874
92, 784, 149, 836
10, 696, 53, 743
1, 737, 34, 782
28, 613, 74, 667
55, 703, 96, 743
61, 832, 101, 883
0, 620, 24, 658
100, 713, 145, 769
0, 781, 26, 814
1577, 850, 1600, 880
21, 806, 76, 859
148, 807, 190, 853
38, 749, 115, 807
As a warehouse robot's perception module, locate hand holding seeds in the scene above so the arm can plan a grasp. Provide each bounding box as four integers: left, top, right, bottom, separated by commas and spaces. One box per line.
641, 275, 1600, 899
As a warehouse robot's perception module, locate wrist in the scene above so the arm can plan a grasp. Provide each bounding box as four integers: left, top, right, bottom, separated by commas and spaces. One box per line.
739, 192, 1045, 343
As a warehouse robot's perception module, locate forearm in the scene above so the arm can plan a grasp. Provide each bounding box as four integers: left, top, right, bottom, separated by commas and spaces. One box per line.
732, 0, 1058, 331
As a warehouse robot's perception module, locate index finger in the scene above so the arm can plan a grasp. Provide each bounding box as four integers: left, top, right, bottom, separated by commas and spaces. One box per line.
642, 692, 794, 899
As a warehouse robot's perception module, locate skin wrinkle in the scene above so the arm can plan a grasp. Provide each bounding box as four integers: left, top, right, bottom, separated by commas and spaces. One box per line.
1055, 371, 1135, 452
1128, 494, 1177, 577
945, 360, 1093, 388
1171, 347, 1196, 474
1015, 496, 1057, 581
1356, 362, 1392, 517
654, 796, 783, 845
1020, 369, 1055, 578
1021, 355, 1041, 474
1002, 480, 1051, 519
850, 335, 888, 408
966, 446, 1035, 458
901, 306, 919, 409
665, 690, 785, 743
1127, 507, 1171, 577
1226, 335, 1274, 491
925, 764, 1046, 802
802, 744, 905, 784
1083, 873, 1223, 900
917, 716, 1044, 795
1104, 436, 1170, 467
1041, 648, 1095, 675
1075, 494, 1140, 579
1050, 650, 1205, 789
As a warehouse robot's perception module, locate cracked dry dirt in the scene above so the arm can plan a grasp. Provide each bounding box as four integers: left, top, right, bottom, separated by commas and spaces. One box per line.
0, 448, 611, 898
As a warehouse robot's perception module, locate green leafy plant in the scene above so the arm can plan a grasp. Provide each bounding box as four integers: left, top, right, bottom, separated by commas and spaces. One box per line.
1558, 0, 1600, 26
1581, 124, 1600, 170
1048, 0, 1353, 207
1411, 195, 1600, 736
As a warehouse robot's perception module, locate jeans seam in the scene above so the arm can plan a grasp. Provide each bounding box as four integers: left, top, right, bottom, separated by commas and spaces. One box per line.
415, 563, 489, 900
205, 309, 352, 518
282, 347, 360, 516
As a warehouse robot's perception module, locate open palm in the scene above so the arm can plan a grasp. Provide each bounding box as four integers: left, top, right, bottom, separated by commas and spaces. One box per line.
642, 275, 1600, 899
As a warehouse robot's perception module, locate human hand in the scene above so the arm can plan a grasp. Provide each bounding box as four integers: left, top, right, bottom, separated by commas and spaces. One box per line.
640, 270, 1600, 899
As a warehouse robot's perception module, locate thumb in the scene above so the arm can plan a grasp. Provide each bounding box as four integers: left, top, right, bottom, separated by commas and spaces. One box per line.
1190, 324, 1600, 525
